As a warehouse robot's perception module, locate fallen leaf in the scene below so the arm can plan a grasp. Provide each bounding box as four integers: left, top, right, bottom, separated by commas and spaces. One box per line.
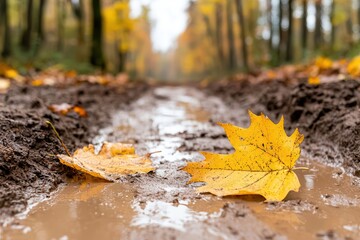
308, 76, 320, 85
72, 106, 88, 117
0, 78, 11, 93
0, 62, 18, 79
48, 103, 73, 115
31, 77, 57, 86
347, 56, 360, 77
182, 111, 304, 201
315, 57, 333, 71
0, 63, 24, 82
266, 70, 277, 79
48, 103, 87, 117
65, 70, 77, 78
57, 142, 154, 181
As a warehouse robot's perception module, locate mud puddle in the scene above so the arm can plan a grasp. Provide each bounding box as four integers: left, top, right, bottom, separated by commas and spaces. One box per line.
2, 162, 359, 239
249, 162, 360, 239
2, 86, 360, 240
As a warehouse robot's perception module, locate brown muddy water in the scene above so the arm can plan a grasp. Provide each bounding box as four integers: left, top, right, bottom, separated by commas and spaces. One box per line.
2, 87, 360, 240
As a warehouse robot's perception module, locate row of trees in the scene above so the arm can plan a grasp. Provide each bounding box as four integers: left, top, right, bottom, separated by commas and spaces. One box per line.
173, 0, 360, 78
0, 0, 86, 58
0, 0, 156, 76
1, 0, 360, 80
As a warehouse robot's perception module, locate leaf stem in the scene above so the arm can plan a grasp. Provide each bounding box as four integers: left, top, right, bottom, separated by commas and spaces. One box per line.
46, 120, 71, 157
293, 167, 309, 170
147, 150, 162, 157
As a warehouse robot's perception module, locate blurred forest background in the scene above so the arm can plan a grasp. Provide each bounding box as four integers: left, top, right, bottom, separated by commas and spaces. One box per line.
0, 0, 360, 81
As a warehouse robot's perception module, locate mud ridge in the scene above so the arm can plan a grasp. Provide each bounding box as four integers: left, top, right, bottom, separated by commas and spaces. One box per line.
207, 79, 360, 176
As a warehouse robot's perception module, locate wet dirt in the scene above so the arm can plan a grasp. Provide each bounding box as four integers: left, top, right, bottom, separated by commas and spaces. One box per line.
2, 86, 360, 240
0, 82, 149, 226
208, 79, 360, 177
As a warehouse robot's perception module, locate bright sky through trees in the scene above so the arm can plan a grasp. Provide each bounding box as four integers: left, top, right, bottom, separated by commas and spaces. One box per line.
131, 0, 190, 52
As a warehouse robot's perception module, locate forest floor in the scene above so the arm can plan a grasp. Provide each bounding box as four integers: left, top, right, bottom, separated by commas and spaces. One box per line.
1, 77, 360, 239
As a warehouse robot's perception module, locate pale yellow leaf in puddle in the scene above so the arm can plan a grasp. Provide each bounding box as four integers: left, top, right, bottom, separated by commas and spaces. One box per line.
57, 142, 154, 181
182, 111, 304, 201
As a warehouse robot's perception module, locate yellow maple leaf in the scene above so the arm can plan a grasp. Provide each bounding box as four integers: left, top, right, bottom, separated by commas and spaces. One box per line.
57, 142, 154, 181
182, 111, 304, 201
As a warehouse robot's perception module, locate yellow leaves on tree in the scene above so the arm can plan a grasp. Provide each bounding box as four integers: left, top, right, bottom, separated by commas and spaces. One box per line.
198, 0, 223, 16
176, 2, 217, 76
103, 1, 135, 53
130, 6, 154, 76
58, 142, 154, 181
182, 111, 304, 201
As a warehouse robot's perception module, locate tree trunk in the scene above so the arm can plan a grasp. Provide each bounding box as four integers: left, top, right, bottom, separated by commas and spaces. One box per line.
90, 0, 105, 69
20, 0, 33, 51
330, 0, 336, 49
277, 0, 283, 63
0, 1, 2, 29
215, 3, 225, 66
71, 0, 85, 44
16, 1, 23, 37
118, 50, 127, 72
267, 0, 273, 55
301, 0, 308, 56
203, 15, 214, 44
37, 0, 46, 42
346, 2, 353, 45
314, 0, 322, 49
285, 0, 293, 61
358, 0, 360, 36
78, 0, 85, 44
235, 0, 248, 70
202, 14, 219, 70
57, 0, 65, 51
226, 0, 236, 71
1, 0, 11, 57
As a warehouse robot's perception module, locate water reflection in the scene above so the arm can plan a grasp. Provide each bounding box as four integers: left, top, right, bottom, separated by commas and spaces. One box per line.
304, 174, 315, 190
131, 201, 207, 231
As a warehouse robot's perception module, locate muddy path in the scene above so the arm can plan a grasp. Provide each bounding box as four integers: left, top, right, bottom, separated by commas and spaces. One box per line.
2, 85, 360, 240
0, 83, 149, 225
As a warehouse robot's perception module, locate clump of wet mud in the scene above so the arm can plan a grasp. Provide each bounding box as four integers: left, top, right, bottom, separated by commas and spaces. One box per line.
0, 82, 148, 225
208, 79, 360, 176
281, 81, 360, 173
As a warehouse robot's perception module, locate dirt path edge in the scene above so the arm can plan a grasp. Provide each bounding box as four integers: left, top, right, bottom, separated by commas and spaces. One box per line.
0, 82, 149, 226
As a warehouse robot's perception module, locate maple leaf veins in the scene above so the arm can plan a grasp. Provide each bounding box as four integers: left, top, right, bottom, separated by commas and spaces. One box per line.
182, 111, 304, 201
